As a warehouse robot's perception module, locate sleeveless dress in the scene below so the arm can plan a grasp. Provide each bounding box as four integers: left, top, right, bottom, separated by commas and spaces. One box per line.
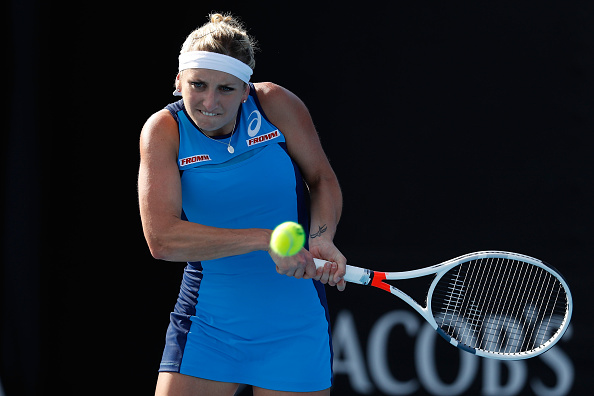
158, 84, 333, 392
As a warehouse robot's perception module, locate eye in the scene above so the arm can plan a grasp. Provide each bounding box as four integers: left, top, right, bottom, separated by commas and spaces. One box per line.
190, 82, 205, 89
219, 85, 235, 93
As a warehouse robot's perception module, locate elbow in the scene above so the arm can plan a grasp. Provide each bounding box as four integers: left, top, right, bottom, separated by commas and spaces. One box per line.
148, 244, 168, 261
308, 169, 340, 191
145, 235, 175, 261
141, 216, 185, 261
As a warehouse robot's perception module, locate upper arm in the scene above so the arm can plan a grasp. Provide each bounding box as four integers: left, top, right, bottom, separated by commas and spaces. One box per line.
138, 110, 182, 242
255, 82, 336, 187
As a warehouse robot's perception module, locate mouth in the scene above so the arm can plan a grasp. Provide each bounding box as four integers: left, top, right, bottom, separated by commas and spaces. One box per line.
200, 110, 219, 117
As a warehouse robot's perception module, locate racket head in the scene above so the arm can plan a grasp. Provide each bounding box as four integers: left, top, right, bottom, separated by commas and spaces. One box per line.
425, 251, 572, 360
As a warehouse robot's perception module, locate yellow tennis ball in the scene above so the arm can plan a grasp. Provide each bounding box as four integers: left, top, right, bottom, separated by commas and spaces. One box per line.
270, 221, 306, 257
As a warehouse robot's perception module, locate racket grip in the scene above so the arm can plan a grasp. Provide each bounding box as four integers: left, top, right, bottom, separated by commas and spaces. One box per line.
313, 258, 371, 285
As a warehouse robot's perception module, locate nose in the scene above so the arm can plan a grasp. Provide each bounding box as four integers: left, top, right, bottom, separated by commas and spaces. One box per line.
202, 88, 218, 112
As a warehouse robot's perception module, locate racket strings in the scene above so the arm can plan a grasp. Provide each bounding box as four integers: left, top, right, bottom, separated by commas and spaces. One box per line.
486, 258, 529, 353
432, 257, 568, 356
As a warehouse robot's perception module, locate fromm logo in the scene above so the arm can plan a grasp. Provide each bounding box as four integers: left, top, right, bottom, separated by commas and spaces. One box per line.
179, 154, 211, 167
247, 130, 280, 147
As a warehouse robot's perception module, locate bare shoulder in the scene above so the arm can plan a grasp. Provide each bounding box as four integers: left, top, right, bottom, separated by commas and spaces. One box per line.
140, 109, 179, 157
252, 82, 308, 123
141, 109, 178, 140
252, 82, 330, 183
252, 81, 294, 103
252, 82, 314, 139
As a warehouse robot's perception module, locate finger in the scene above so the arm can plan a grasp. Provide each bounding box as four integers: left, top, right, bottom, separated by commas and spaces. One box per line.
333, 262, 346, 284
303, 260, 317, 279
314, 265, 324, 281
337, 279, 346, 292
281, 265, 296, 277
293, 266, 305, 279
319, 262, 333, 284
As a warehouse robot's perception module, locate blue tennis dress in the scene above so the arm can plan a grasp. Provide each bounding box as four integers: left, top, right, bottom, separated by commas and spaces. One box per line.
158, 84, 333, 392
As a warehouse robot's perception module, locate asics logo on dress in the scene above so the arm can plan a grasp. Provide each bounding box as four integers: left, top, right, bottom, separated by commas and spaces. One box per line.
179, 154, 212, 167
247, 110, 262, 137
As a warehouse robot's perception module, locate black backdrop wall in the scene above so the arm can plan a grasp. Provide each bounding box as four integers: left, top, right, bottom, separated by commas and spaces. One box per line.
3, 1, 593, 395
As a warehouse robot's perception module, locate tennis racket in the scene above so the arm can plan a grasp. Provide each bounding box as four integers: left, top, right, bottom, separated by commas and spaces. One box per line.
314, 251, 572, 360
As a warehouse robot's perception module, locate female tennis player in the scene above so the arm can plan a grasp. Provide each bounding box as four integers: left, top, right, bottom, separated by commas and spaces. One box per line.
138, 13, 346, 396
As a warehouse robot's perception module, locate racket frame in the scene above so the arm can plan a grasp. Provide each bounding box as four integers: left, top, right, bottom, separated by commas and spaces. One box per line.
314, 251, 572, 360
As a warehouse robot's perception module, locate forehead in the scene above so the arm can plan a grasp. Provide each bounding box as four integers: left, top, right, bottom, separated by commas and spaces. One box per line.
182, 68, 243, 85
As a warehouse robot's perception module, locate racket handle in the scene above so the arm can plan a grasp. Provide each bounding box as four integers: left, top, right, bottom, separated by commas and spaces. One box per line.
313, 258, 371, 285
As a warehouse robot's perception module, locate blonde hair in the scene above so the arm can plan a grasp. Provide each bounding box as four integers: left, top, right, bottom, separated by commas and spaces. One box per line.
180, 13, 257, 70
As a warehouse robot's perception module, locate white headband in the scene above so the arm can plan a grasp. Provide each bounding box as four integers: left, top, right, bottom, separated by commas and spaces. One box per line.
174, 51, 252, 96
178, 51, 252, 82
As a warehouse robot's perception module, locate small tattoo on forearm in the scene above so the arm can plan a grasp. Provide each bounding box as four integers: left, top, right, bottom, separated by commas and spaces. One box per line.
310, 224, 328, 239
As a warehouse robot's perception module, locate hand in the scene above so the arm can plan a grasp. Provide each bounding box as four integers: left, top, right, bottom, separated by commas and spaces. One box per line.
269, 248, 317, 280
309, 242, 347, 292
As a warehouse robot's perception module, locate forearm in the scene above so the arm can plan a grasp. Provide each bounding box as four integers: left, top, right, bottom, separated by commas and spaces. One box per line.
306, 173, 346, 288
144, 218, 272, 262
307, 173, 342, 247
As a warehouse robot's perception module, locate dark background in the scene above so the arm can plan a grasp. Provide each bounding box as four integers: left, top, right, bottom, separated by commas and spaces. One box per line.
3, 1, 592, 395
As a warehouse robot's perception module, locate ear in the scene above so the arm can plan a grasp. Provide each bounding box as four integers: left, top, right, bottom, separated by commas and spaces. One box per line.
175, 73, 182, 91
241, 83, 250, 103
